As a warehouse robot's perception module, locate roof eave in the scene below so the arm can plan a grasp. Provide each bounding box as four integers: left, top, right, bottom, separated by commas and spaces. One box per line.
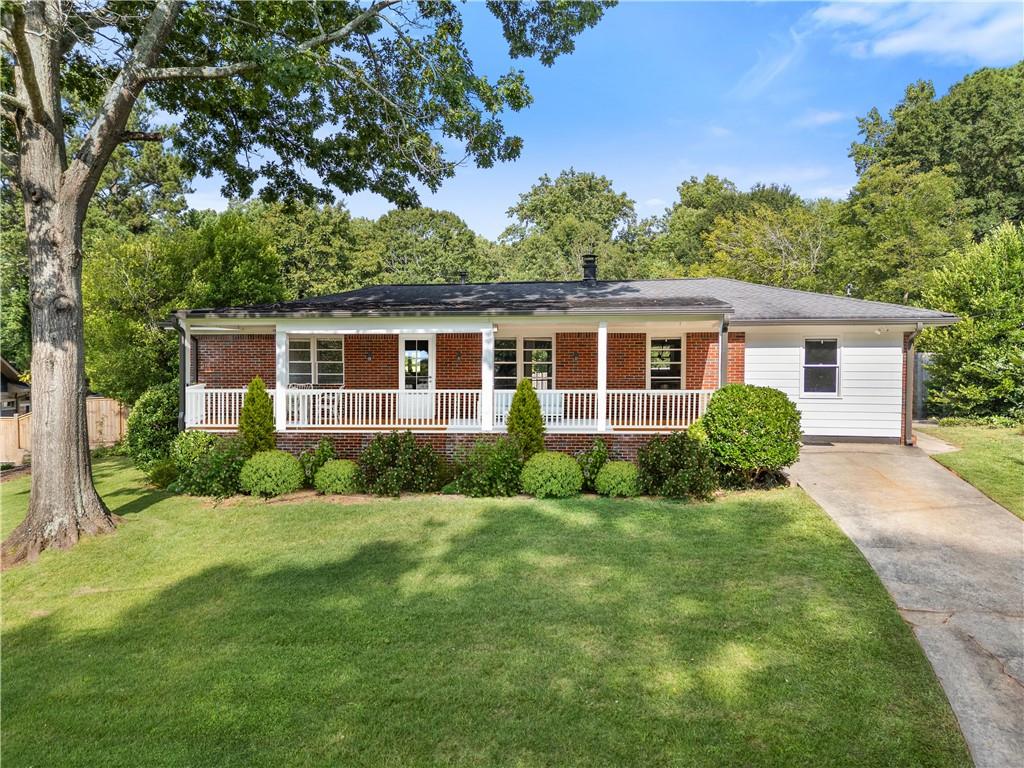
181, 306, 735, 320
732, 315, 958, 327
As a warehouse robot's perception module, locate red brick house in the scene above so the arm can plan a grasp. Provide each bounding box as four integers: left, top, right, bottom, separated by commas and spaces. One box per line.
174, 258, 956, 458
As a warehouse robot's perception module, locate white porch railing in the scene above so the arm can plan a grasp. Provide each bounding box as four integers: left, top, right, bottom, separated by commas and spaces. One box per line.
493, 389, 599, 430
185, 385, 711, 431
185, 384, 277, 429
607, 389, 713, 429
286, 389, 480, 430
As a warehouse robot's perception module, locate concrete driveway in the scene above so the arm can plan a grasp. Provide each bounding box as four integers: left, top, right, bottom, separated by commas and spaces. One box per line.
789, 442, 1024, 768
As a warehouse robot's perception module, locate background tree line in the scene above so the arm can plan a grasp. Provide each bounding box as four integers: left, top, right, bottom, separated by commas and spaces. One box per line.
2, 62, 1021, 414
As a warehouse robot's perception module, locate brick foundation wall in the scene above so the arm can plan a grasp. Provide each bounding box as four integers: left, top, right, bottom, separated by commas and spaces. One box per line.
608, 333, 647, 389
727, 332, 745, 384
555, 332, 597, 389
435, 333, 482, 389
274, 430, 665, 461
344, 334, 399, 388
195, 334, 276, 387
685, 332, 719, 389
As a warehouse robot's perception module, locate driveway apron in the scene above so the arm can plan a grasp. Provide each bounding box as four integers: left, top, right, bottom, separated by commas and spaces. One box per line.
789, 442, 1024, 768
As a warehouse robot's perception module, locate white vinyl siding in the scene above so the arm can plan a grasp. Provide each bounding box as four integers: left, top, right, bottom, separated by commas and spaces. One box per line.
741, 325, 905, 438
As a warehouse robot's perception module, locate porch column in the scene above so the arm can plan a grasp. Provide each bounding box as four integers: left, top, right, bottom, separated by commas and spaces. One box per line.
718, 319, 729, 388
480, 326, 494, 431
274, 328, 288, 432
597, 321, 608, 431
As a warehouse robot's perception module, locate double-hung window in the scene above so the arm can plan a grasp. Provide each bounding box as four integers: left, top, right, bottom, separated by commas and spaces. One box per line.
649, 338, 683, 390
288, 337, 344, 386
493, 337, 554, 390
803, 339, 839, 395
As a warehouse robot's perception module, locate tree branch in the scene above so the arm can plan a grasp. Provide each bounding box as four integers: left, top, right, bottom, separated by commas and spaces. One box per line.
140, 0, 402, 82
62, 0, 184, 211
119, 130, 164, 142
8, 3, 47, 123
1, 91, 29, 114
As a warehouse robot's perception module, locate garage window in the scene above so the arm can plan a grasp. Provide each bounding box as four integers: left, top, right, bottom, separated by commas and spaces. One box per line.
803, 339, 839, 395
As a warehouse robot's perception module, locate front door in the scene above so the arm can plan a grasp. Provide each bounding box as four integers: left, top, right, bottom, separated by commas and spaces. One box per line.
399, 335, 434, 420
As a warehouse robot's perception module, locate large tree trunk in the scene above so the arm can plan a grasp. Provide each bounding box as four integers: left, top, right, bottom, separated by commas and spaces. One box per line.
1, 211, 116, 566
1, 0, 116, 567
2, 0, 182, 567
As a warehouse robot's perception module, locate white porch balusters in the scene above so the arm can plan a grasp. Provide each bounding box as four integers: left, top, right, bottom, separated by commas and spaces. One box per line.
597, 321, 608, 432
274, 329, 288, 432
480, 326, 495, 431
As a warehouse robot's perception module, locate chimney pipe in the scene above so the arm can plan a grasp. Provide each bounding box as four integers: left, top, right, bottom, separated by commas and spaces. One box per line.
582, 253, 597, 282
459, 270, 468, 285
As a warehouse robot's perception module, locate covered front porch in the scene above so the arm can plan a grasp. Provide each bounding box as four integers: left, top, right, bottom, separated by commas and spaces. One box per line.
181, 314, 738, 433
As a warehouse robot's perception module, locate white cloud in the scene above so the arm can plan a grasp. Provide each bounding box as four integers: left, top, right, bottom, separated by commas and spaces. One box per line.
641, 197, 667, 210
731, 27, 810, 98
706, 124, 734, 138
813, 2, 1024, 66
793, 109, 847, 127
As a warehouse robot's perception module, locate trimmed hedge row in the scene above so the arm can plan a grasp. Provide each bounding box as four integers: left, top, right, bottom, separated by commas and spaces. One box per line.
156, 383, 801, 502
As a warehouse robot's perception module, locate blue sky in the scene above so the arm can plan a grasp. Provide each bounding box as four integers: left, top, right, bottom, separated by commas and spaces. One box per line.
185, 1, 1024, 238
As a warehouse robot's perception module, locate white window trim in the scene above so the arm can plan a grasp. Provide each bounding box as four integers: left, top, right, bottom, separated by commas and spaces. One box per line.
800, 336, 842, 398
494, 334, 556, 390
645, 334, 686, 391
288, 335, 345, 387
397, 333, 436, 390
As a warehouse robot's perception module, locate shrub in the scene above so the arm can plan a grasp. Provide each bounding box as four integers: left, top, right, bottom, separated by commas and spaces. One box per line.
186, 436, 249, 498
922, 223, 1024, 420
145, 458, 178, 489
520, 451, 583, 498
125, 381, 179, 468
687, 417, 708, 444
576, 438, 609, 492
170, 430, 219, 478
358, 431, 448, 496
595, 461, 640, 497
300, 437, 336, 487
506, 378, 545, 458
702, 384, 802, 486
240, 450, 304, 498
238, 376, 275, 454
636, 432, 718, 500
314, 459, 361, 494
454, 437, 523, 497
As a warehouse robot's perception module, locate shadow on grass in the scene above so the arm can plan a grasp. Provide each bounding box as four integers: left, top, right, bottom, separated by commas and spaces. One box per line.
1, 495, 969, 768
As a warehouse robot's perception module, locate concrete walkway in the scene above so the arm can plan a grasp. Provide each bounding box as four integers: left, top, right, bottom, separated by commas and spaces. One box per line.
789, 442, 1024, 768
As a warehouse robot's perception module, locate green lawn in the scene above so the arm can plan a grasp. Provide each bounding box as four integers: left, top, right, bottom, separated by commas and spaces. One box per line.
1, 459, 968, 767
917, 423, 1024, 519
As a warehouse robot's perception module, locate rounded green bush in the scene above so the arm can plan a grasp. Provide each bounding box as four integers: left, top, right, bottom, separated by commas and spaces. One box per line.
520, 451, 583, 498
240, 450, 304, 498
314, 459, 361, 494
636, 431, 718, 500
145, 458, 178, 489
454, 436, 523, 497
703, 384, 802, 485
170, 430, 219, 474
125, 381, 179, 468
595, 461, 640, 497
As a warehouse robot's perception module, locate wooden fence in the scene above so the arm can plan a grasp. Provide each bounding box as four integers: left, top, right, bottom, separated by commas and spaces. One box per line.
0, 396, 128, 465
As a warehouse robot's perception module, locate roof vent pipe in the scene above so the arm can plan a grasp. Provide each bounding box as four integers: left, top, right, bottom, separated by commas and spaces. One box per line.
582, 253, 597, 282
459, 270, 468, 285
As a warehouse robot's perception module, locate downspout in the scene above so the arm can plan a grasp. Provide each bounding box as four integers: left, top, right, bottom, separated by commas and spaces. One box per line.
175, 314, 187, 432
903, 322, 923, 446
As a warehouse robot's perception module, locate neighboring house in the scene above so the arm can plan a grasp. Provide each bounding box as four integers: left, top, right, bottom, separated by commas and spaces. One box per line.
173, 257, 956, 458
1, 358, 30, 417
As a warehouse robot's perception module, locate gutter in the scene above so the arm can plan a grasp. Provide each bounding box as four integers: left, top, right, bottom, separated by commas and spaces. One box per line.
904, 322, 923, 446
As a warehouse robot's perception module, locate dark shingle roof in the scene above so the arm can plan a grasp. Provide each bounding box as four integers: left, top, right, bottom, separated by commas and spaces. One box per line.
182, 277, 956, 325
